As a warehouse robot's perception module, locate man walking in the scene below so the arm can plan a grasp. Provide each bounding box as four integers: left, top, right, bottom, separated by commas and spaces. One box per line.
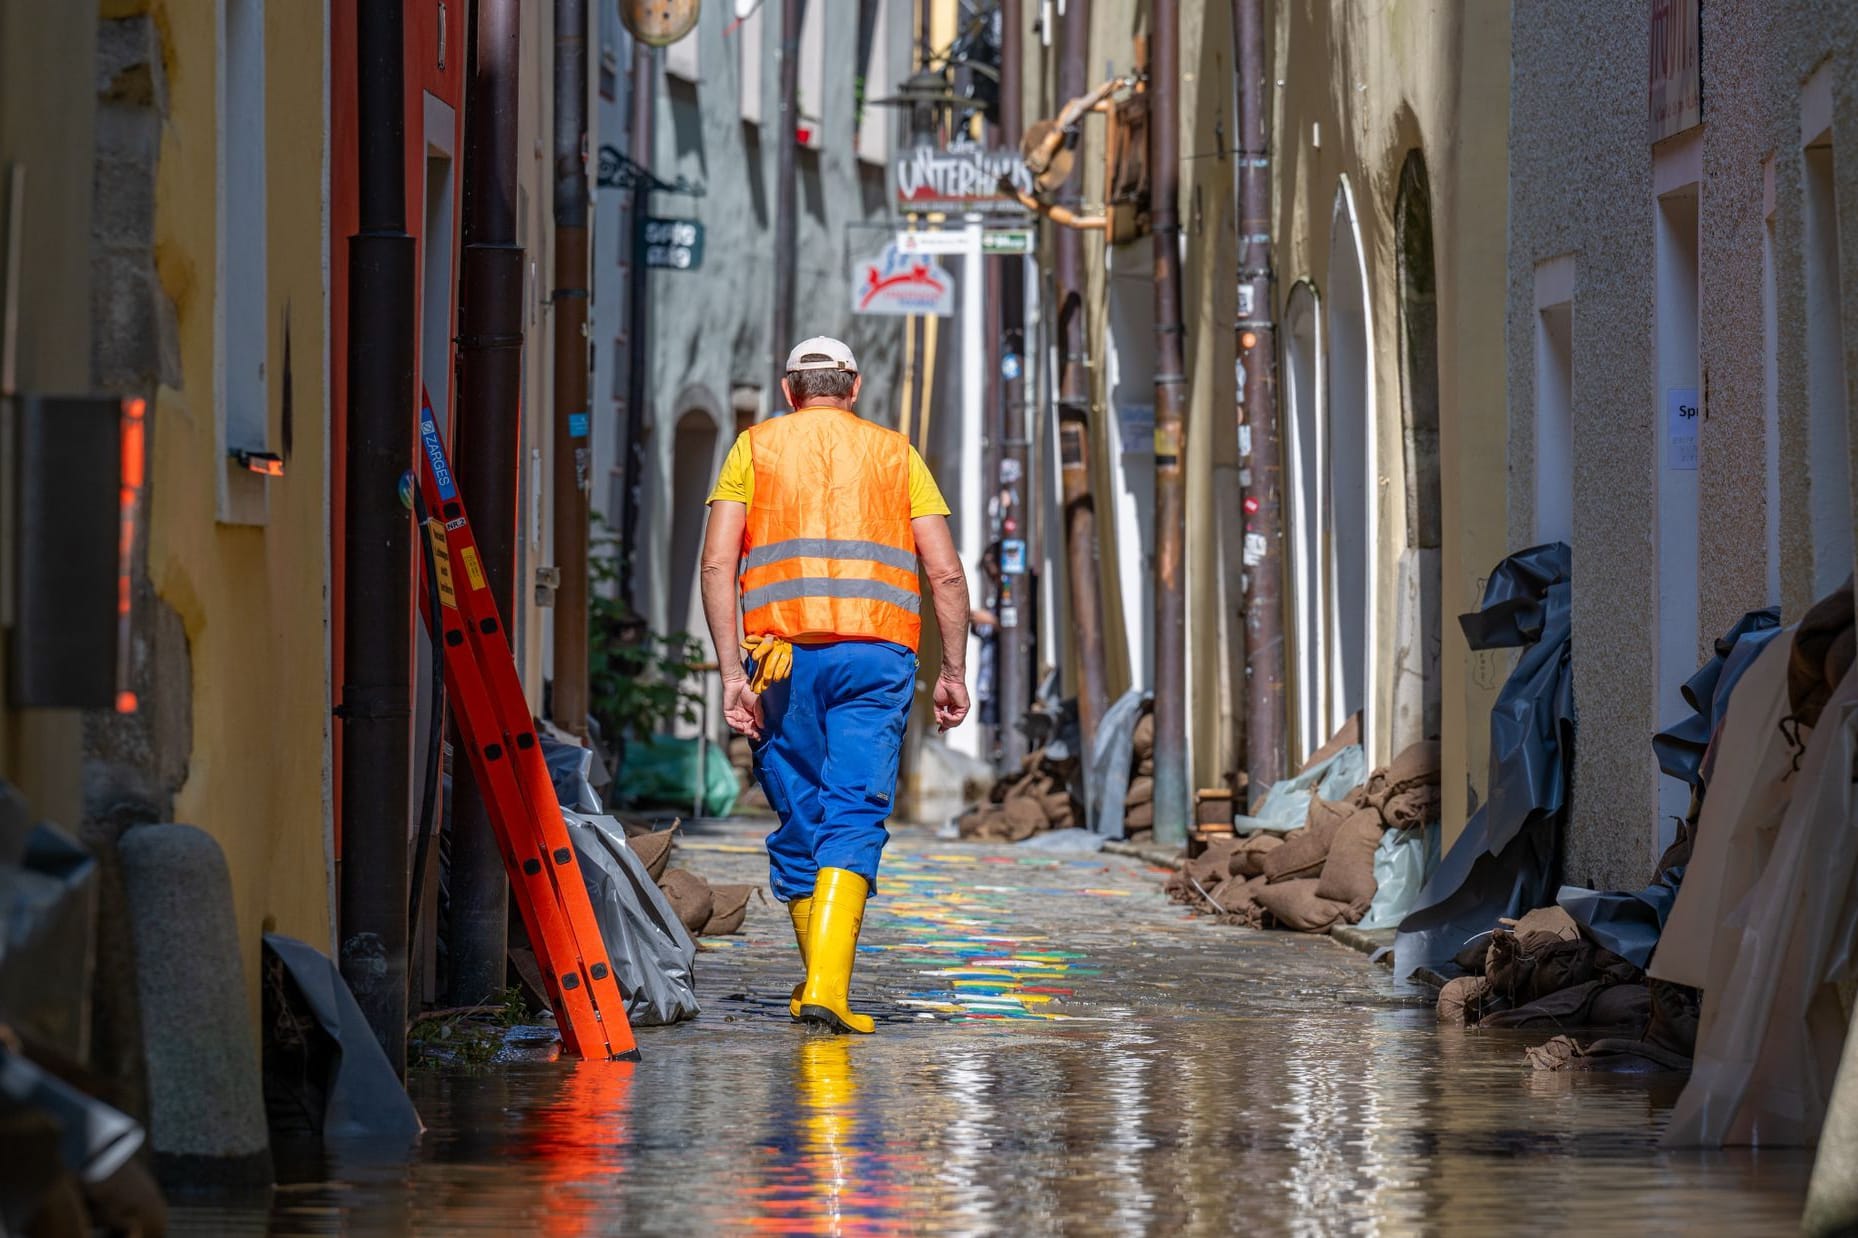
700, 337, 971, 1034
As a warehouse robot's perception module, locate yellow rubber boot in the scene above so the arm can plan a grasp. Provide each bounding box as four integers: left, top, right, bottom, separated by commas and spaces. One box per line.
796, 868, 876, 1034
788, 896, 812, 1018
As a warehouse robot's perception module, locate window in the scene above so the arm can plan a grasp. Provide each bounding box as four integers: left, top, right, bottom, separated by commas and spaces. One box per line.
598, 0, 621, 100
666, 15, 700, 82
1653, 133, 1701, 857
1802, 64, 1852, 598
1283, 282, 1325, 766
1533, 256, 1575, 548
1324, 180, 1376, 757
795, 0, 824, 149
856, 0, 893, 163
217, 0, 268, 524
737, 1, 763, 124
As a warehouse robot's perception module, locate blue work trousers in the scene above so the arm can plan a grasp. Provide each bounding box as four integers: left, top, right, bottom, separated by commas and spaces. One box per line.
750, 640, 916, 902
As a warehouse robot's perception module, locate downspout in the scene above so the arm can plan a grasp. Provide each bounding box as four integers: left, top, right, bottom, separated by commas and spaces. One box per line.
340, 0, 417, 1073
1150, 0, 1189, 844
551, 0, 592, 738
618, 39, 655, 609
996, 0, 1032, 769
1054, 0, 1111, 749
770, 0, 801, 403
1234, 0, 1286, 796
446, 0, 524, 1007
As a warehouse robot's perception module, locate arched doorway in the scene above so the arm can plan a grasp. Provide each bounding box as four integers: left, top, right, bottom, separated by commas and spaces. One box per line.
1282, 281, 1326, 765
1393, 151, 1443, 750
1325, 179, 1376, 754
667, 410, 720, 641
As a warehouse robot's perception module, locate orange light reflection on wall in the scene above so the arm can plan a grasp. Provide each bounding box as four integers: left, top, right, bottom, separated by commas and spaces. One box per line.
115, 396, 145, 714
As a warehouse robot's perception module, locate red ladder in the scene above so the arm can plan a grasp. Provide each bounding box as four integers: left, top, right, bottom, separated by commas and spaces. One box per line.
413, 390, 639, 1061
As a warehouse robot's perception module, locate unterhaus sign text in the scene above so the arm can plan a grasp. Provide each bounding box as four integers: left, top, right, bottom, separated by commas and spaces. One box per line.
893, 143, 1033, 211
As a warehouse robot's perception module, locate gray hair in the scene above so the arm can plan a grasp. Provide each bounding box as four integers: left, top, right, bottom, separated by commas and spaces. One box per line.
785, 366, 857, 401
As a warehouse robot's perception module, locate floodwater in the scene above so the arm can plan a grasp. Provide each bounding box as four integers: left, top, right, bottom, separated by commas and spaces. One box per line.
173, 821, 1811, 1235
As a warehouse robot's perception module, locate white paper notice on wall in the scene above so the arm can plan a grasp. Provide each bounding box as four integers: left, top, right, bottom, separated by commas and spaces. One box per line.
1666, 386, 1699, 471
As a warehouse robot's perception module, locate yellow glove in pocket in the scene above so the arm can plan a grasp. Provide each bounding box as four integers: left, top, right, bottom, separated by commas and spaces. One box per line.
740, 633, 794, 694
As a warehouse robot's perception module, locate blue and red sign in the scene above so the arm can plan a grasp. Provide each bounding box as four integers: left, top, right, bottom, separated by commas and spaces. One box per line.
851, 243, 955, 318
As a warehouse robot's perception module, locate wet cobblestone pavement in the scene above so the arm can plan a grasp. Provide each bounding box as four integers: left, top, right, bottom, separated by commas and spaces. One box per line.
178, 816, 1810, 1234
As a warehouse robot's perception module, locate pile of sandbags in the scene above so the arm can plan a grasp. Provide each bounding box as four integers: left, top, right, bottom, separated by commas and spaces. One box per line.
1166, 740, 1440, 934
621, 823, 754, 937
1122, 712, 1157, 838
956, 745, 1083, 842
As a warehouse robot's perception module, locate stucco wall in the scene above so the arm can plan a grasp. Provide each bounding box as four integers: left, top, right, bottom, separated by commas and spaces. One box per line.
142, 0, 333, 998
1271, 0, 1511, 842
1507, 0, 1858, 890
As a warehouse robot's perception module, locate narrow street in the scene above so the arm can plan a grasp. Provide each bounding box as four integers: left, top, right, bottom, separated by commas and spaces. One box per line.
175, 817, 1807, 1235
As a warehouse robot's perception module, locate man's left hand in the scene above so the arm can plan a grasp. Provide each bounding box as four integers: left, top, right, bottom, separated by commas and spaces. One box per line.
723, 679, 764, 740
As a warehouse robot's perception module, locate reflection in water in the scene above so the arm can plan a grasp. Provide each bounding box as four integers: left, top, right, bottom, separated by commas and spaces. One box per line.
166, 832, 1811, 1236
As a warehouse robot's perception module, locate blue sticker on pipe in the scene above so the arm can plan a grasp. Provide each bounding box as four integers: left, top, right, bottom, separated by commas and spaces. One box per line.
568, 412, 590, 439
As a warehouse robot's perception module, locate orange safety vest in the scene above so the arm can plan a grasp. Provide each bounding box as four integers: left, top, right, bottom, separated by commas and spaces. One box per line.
740, 407, 922, 651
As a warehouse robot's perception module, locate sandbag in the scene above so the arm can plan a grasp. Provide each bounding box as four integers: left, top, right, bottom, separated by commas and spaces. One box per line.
1231, 833, 1285, 878
1124, 800, 1155, 830
1365, 740, 1442, 831
701, 884, 754, 936
657, 868, 713, 936
1253, 877, 1354, 932
627, 829, 676, 882
1316, 808, 1383, 905
1437, 976, 1490, 1025
1132, 711, 1155, 760
1124, 776, 1155, 809
1263, 804, 1349, 882
1002, 798, 1049, 840
1183, 837, 1244, 889
1038, 789, 1076, 825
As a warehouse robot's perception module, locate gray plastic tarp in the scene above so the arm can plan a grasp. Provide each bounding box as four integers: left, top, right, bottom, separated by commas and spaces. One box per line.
1394, 543, 1573, 979
1086, 690, 1151, 837
262, 933, 424, 1141
564, 809, 701, 1025
1232, 744, 1367, 834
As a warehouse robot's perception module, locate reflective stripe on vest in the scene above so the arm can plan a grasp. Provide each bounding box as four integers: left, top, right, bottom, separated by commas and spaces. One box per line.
740, 408, 922, 650
743, 537, 920, 577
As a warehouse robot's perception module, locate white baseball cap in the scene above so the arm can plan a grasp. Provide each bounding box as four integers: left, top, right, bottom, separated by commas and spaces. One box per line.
784, 336, 859, 373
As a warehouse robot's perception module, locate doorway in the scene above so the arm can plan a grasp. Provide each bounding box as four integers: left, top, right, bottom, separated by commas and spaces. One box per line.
1324, 180, 1376, 757
1393, 152, 1443, 750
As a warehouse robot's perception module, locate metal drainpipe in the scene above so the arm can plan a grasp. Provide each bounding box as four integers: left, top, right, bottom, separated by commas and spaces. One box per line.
996, 0, 1032, 770
1054, 0, 1111, 750
1234, 0, 1286, 797
619, 40, 654, 610
770, 0, 801, 406
551, 0, 592, 738
446, 0, 524, 1008
1150, 0, 1189, 845
341, 0, 417, 1074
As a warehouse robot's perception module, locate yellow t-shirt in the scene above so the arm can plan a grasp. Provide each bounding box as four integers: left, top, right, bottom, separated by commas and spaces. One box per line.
706, 414, 952, 518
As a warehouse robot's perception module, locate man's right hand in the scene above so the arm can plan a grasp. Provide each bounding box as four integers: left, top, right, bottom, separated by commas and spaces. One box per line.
933, 671, 971, 732
723, 678, 764, 740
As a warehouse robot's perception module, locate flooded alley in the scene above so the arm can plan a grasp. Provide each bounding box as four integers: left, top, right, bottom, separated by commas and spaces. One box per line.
173, 818, 1808, 1235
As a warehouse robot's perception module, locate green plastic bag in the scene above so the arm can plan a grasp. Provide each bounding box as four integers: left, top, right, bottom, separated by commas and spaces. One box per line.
616, 735, 740, 818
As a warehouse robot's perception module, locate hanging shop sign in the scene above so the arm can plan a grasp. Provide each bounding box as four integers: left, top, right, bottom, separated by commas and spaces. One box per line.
893, 141, 1034, 212
1648, 0, 1700, 142
981, 230, 1035, 255
644, 217, 704, 270
852, 242, 955, 317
